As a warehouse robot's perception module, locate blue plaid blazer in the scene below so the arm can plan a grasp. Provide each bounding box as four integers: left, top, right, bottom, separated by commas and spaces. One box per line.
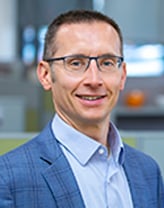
0, 122, 164, 207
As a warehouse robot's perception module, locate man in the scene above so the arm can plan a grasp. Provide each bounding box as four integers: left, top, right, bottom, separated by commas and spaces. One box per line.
0, 10, 163, 208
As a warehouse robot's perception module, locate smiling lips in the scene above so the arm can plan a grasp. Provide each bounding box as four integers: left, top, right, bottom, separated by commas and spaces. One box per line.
76, 95, 106, 101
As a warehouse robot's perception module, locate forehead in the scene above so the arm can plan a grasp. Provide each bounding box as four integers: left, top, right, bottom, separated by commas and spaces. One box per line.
55, 22, 121, 55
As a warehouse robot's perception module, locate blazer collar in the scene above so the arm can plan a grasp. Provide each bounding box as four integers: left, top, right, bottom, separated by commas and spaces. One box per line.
38, 122, 85, 207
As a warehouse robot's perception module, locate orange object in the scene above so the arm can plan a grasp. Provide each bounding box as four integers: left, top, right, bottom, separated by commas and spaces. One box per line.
125, 90, 145, 107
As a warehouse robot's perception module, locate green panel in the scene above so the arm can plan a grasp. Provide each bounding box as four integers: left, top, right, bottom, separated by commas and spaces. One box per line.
0, 139, 28, 155
44, 91, 54, 111
26, 109, 39, 132
122, 137, 136, 148
0, 137, 136, 155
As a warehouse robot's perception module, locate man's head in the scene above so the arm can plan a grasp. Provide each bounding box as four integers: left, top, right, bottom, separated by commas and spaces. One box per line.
43, 10, 124, 61
37, 9, 126, 131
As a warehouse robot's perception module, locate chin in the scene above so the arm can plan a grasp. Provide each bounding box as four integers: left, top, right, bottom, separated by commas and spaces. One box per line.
81, 115, 107, 124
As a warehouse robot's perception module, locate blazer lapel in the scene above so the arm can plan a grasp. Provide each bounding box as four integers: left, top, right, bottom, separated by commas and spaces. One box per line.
39, 122, 85, 208
41, 153, 85, 208
123, 145, 147, 208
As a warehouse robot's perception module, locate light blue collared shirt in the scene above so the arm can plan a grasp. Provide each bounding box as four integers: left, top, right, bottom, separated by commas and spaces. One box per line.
52, 114, 133, 208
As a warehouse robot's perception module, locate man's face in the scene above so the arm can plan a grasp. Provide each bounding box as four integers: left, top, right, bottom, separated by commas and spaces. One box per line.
39, 22, 126, 129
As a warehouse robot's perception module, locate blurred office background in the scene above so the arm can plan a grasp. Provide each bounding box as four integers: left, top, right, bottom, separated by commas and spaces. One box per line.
0, 0, 164, 175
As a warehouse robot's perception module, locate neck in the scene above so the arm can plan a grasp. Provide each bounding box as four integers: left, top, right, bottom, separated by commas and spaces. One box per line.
73, 120, 110, 147
57, 113, 111, 147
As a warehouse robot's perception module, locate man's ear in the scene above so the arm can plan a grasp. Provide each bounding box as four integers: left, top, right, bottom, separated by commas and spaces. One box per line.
37, 61, 52, 90
120, 62, 127, 91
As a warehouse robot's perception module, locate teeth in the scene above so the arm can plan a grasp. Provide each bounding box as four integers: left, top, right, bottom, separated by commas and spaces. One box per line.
81, 96, 102, 101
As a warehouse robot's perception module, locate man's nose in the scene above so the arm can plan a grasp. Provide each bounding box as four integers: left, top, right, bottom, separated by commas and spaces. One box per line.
83, 60, 103, 86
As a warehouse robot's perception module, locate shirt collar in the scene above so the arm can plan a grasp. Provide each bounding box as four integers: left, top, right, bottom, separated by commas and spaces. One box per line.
108, 122, 125, 165
51, 114, 124, 165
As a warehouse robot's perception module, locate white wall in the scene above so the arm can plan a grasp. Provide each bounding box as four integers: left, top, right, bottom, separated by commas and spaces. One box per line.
0, 0, 17, 62
103, 0, 163, 43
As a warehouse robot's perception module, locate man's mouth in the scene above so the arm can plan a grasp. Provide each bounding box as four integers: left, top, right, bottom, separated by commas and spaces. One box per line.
77, 95, 105, 101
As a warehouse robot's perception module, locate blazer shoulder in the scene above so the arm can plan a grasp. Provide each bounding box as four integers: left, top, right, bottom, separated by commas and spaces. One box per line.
0, 121, 54, 164
124, 143, 161, 171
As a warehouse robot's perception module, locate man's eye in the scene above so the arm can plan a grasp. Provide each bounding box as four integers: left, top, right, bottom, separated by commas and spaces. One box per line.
68, 58, 86, 68
71, 60, 82, 66
102, 59, 114, 67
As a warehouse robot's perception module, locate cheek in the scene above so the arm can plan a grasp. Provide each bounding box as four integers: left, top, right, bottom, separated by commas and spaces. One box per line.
112, 71, 126, 91
51, 73, 80, 102
51, 83, 69, 112
105, 76, 123, 92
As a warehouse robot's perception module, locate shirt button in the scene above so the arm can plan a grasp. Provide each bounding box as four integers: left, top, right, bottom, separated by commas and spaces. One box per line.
98, 148, 105, 155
